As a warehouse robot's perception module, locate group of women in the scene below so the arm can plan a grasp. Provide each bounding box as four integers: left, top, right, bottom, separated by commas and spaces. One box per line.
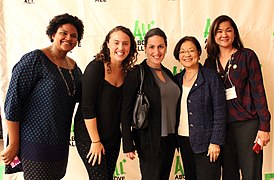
1, 13, 271, 180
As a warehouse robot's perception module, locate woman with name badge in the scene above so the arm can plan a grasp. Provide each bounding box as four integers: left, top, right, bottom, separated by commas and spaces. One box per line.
204, 15, 271, 180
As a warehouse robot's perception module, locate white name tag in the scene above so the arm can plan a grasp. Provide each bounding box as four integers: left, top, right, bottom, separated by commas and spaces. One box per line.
225, 86, 237, 100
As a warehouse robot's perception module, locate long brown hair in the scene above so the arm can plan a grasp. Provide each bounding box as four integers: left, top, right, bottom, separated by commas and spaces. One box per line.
206, 15, 244, 61
95, 26, 138, 74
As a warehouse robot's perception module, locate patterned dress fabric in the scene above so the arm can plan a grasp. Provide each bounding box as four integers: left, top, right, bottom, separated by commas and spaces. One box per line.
4, 49, 81, 180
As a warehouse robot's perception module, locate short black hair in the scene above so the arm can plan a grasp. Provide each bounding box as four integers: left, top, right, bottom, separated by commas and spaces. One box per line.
173, 36, 202, 61
46, 13, 84, 46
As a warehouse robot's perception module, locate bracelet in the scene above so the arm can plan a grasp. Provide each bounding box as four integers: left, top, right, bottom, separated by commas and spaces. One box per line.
92, 140, 100, 143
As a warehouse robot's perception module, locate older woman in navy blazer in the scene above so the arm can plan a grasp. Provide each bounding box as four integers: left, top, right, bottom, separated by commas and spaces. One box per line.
173, 36, 226, 180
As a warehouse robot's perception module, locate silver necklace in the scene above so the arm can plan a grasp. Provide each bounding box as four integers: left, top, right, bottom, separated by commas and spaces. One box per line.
50, 47, 76, 97
184, 71, 198, 82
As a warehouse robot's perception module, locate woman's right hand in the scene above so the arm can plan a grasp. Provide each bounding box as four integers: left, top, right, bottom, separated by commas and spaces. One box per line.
86, 142, 105, 166
125, 151, 136, 160
1, 144, 19, 165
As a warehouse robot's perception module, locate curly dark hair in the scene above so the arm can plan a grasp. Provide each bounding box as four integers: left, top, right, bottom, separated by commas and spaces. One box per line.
206, 15, 244, 60
95, 26, 138, 74
46, 13, 84, 46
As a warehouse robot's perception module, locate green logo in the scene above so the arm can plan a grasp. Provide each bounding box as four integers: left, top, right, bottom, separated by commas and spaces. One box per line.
114, 159, 126, 177
134, 20, 155, 41
204, 18, 211, 39
265, 173, 274, 180
133, 20, 155, 51
173, 66, 182, 75
174, 155, 185, 179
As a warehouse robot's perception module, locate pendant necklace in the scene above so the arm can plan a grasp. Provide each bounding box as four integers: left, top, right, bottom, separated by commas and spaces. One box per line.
50, 47, 76, 97
184, 71, 198, 82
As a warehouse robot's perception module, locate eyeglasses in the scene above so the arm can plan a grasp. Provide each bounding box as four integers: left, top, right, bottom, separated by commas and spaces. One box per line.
179, 49, 197, 55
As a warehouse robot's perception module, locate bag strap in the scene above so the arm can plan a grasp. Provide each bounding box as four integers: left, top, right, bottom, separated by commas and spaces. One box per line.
138, 65, 144, 91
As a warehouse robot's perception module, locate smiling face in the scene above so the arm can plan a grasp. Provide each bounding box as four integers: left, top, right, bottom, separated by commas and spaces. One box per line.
107, 30, 131, 63
52, 23, 78, 52
214, 21, 235, 49
179, 40, 200, 70
145, 35, 167, 68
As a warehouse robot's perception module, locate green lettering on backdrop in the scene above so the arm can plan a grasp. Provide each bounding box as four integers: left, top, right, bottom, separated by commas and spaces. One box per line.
174, 155, 184, 175
134, 20, 155, 41
265, 173, 274, 180
173, 66, 183, 75
173, 66, 178, 75
114, 159, 126, 176
204, 18, 211, 38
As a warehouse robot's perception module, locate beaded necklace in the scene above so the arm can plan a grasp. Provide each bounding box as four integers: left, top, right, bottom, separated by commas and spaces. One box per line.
50, 47, 76, 97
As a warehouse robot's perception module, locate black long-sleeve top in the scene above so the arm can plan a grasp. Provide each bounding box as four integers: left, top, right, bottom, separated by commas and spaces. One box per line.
121, 60, 180, 158
74, 60, 122, 148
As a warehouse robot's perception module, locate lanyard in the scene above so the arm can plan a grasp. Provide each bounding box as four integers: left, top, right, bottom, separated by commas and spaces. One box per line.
216, 53, 235, 87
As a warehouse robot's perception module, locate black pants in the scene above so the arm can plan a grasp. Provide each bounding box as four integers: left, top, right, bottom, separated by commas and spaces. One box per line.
139, 134, 176, 180
76, 140, 120, 180
222, 120, 262, 180
178, 136, 221, 180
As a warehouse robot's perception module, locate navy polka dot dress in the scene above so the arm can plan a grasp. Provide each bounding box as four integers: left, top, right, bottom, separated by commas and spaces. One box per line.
4, 49, 81, 180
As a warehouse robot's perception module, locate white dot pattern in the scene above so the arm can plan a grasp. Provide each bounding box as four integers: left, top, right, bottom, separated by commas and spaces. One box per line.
4, 49, 81, 179
76, 141, 120, 180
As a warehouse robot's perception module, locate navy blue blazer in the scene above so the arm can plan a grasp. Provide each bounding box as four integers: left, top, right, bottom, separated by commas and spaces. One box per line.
175, 64, 226, 153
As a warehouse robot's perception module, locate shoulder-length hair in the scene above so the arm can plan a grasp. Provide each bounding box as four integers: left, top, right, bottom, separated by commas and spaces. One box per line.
206, 15, 244, 60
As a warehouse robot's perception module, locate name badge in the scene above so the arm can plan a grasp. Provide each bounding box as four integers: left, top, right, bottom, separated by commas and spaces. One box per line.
225, 86, 237, 100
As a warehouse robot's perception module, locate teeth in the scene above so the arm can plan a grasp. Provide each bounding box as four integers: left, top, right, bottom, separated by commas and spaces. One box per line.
116, 52, 124, 56
63, 42, 71, 45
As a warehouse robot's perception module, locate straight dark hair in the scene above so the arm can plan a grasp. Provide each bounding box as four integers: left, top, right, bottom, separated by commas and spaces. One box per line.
144, 27, 167, 47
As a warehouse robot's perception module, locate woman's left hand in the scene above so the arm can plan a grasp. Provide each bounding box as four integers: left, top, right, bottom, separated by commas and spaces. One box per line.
207, 143, 220, 162
256, 130, 270, 147
0, 143, 19, 165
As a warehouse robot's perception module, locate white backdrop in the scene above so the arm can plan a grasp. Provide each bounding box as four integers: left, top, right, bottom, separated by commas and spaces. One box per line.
0, 0, 273, 179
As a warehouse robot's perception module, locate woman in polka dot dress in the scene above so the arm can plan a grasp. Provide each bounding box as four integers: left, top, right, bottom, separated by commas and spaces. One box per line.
1, 13, 84, 180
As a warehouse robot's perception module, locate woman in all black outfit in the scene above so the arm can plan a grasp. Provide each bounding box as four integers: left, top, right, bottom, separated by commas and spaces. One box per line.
74, 26, 138, 180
